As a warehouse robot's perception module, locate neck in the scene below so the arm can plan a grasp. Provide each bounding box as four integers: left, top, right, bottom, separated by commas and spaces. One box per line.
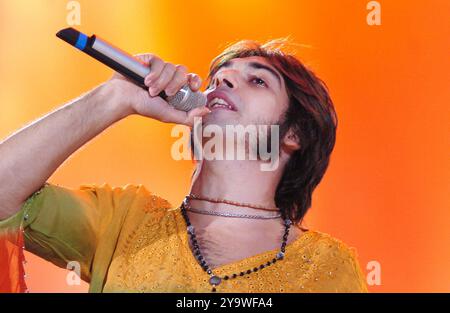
189, 158, 285, 214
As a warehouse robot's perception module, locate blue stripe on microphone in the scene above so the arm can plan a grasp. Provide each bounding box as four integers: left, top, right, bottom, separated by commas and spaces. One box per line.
75, 33, 88, 50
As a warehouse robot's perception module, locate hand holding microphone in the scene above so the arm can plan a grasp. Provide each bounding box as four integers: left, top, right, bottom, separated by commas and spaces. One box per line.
108, 53, 211, 126
56, 28, 210, 126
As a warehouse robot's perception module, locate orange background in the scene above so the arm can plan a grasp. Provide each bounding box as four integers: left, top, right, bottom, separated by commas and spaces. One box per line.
0, 0, 449, 292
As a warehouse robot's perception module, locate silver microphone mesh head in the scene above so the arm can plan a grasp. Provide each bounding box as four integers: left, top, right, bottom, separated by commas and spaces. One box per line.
166, 85, 207, 112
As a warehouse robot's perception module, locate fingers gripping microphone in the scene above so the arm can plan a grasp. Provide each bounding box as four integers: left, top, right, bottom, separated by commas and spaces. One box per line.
56, 27, 206, 111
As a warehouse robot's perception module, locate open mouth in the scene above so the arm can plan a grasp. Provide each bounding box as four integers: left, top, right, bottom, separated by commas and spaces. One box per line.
206, 97, 237, 111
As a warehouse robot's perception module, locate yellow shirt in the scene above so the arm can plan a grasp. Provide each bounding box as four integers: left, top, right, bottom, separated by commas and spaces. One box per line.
0, 183, 368, 293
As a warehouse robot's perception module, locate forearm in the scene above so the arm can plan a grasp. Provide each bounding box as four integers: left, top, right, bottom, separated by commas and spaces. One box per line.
0, 82, 130, 219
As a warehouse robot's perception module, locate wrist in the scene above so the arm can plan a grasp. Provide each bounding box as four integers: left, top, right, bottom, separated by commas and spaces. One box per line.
97, 81, 135, 119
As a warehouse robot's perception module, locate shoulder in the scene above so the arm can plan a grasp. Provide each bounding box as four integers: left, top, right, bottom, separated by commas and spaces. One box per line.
305, 230, 360, 259
111, 185, 181, 260
105, 183, 175, 229
74, 183, 175, 232
77, 182, 144, 200
289, 229, 368, 292
77, 183, 172, 210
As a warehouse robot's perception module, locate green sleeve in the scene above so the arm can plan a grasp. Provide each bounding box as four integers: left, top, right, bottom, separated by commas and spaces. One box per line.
0, 182, 129, 282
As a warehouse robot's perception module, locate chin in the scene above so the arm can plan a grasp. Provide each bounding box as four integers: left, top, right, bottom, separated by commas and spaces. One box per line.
202, 112, 241, 127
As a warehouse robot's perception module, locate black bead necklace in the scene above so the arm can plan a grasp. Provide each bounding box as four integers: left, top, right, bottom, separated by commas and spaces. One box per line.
180, 198, 292, 292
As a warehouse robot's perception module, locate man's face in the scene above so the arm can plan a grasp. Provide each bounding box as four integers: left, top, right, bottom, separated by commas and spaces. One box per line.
203, 56, 289, 127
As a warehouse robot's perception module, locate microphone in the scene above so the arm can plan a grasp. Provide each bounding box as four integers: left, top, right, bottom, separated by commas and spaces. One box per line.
56, 27, 206, 112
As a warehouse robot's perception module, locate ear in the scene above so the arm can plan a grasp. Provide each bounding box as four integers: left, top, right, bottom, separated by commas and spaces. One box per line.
282, 129, 301, 152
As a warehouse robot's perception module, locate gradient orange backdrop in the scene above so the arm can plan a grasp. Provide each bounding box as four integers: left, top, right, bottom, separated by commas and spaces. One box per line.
0, 0, 449, 292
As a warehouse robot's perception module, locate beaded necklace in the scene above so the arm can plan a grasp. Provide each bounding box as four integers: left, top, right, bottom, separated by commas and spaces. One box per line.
180, 197, 292, 292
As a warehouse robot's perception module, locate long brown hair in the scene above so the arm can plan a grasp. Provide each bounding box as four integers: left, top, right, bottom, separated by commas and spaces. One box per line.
206, 39, 338, 225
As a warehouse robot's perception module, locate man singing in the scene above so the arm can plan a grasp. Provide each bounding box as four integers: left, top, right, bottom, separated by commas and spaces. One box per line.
0, 39, 367, 293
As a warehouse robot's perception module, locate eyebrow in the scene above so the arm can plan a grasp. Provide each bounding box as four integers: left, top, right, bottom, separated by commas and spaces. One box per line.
219, 60, 282, 88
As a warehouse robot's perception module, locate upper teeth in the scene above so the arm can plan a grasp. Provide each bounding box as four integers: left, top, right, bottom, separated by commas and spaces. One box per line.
208, 97, 233, 110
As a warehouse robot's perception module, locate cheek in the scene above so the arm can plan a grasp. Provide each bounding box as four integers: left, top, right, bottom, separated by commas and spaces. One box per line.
244, 96, 284, 122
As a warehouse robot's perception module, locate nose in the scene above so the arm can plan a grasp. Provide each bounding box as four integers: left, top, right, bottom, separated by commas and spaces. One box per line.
220, 78, 234, 88
213, 70, 236, 89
